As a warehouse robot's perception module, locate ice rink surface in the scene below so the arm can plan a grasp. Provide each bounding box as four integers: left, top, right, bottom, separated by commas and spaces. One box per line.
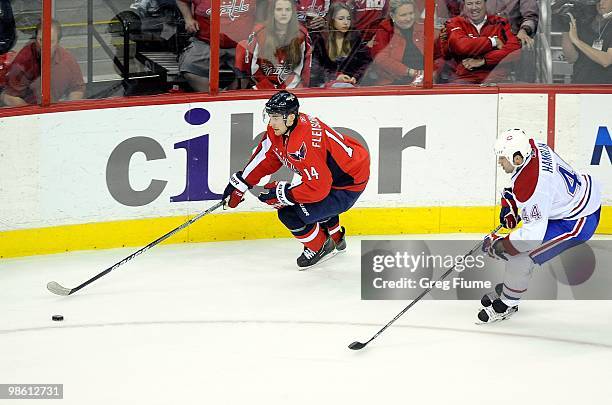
2, 234, 612, 404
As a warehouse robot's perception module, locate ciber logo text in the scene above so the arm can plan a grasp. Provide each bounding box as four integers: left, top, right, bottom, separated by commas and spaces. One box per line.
106, 108, 426, 207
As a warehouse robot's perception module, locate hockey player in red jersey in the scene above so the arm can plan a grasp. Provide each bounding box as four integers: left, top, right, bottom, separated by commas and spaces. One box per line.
222, 90, 370, 269
479, 129, 601, 323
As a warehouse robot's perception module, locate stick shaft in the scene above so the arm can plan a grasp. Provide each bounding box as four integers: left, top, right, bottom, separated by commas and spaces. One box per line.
64, 201, 225, 295
364, 225, 503, 346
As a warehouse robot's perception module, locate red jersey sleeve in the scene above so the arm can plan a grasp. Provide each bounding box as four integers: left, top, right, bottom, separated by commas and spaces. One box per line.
241, 132, 283, 187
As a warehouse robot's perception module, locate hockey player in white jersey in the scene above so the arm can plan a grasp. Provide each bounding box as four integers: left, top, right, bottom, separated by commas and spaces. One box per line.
479, 129, 602, 323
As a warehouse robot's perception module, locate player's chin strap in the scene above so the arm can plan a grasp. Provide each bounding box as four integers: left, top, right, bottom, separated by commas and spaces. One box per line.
280, 120, 298, 140
284, 111, 299, 134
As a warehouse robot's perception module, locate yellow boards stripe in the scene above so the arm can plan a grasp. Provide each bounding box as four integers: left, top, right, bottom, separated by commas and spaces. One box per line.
1, 206, 610, 259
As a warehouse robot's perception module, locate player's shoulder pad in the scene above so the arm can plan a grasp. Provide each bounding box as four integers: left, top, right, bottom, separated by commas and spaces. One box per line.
512, 139, 539, 203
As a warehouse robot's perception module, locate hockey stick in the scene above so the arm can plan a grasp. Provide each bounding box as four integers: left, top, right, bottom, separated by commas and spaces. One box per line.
348, 224, 503, 350
47, 200, 225, 296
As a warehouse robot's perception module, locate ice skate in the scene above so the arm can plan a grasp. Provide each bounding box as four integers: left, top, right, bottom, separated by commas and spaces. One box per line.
477, 299, 518, 324
297, 237, 336, 270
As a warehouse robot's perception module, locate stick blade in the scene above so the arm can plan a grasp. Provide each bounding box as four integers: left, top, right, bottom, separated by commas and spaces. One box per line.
47, 281, 72, 296
348, 341, 367, 350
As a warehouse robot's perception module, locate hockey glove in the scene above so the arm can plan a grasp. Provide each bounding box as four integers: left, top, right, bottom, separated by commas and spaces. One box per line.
258, 181, 295, 209
222, 172, 250, 208
482, 233, 507, 261
500, 188, 520, 229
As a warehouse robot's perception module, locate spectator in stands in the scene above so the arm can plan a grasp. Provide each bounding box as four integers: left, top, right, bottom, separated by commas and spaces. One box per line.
176, 0, 258, 91
1, 20, 85, 106
310, 2, 371, 86
444, 0, 539, 44
0, 0, 17, 98
444, 0, 520, 84
562, 0, 612, 84
295, 0, 330, 33
369, 0, 429, 85
235, 0, 312, 89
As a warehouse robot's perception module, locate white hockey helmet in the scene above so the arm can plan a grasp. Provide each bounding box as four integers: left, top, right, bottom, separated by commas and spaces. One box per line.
494, 129, 532, 167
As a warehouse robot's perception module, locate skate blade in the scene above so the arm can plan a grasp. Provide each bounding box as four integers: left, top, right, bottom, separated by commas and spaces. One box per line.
297, 250, 339, 271
475, 318, 505, 325
475, 309, 517, 325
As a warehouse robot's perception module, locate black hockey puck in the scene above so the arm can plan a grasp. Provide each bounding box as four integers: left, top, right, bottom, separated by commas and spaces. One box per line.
52, 315, 64, 321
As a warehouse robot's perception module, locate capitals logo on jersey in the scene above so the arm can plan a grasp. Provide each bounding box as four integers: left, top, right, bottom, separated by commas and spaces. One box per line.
205, 0, 250, 21
262, 62, 293, 83
288, 142, 308, 161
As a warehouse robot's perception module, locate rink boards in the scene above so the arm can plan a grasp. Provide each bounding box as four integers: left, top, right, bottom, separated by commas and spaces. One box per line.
0, 92, 610, 257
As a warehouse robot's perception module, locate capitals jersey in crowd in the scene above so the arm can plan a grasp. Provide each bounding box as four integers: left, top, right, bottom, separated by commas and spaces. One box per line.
235, 24, 312, 89
503, 139, 601, 254
241, 113, 370, 203
179, 0, 256, 48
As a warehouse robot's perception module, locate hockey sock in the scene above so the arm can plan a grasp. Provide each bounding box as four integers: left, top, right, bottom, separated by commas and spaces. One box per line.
327, 224, 343, 244
320, 216, 342, 243
501, 254, 533, 308
500, 284, 524, 308
293, 223, 327, 251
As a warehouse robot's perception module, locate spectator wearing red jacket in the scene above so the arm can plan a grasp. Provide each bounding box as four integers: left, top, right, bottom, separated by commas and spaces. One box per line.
235, 0, 312, 89
444, 0, 521, 83
370, 0, 440, 85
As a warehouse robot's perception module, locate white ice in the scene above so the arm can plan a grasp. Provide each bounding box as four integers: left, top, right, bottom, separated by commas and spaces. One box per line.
1, 234, 612, 405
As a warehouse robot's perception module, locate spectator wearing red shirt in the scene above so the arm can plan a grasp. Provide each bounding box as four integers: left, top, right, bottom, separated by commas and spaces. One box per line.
444, 0, 520, 83
235, 0, 312, 89
1, 20, 85, 106
176, 0, 258, 91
